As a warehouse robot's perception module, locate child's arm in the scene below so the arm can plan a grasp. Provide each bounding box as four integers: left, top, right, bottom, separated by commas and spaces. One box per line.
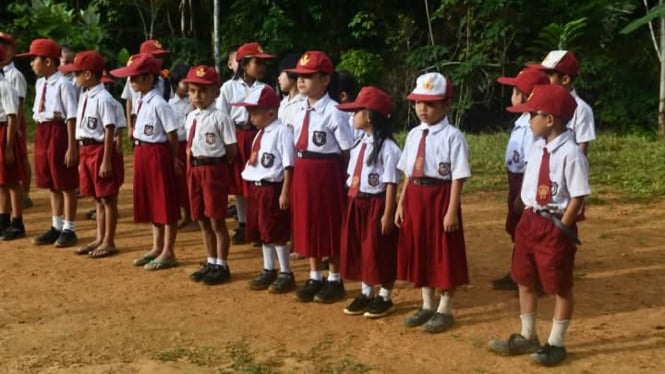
64, 117, 79, 167
115, 128, 124, 156
394, 182, 407, 227
561, 196, 584, 228
100, 126, 115, 178
443, 179, 465, 232
167, 131, 182, 175
4, 114, 17, 166
578, 142, 589, 156
381, 183, 397, 235
225, 143, 238, 164
279, 167, 293, 210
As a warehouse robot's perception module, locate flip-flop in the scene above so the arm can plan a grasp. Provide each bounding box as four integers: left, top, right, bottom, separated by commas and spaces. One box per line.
89, 247, 119, 259
74, 243, 98, 256
144, 259, 178, 271
132, 254, 155, 266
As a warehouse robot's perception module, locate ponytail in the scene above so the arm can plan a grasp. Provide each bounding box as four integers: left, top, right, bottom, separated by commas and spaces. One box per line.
366, 110, 395, 166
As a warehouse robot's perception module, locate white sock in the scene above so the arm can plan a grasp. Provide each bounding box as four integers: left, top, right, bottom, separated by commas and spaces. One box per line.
328, 272, 341, 282
207, 257, 216, 265
217, 258, 227, 267
547, 319, 570, 347
63, 220, 75, 232
52, 216, 63, 231
379, 287, 392, 301
422, 287, 435, 310
235, 196, 247, 223
262, 244, 275, 270
310, 270, 323, 281
361, 282, 374, 297
437, 294, 452, 314
275, 245, 291, 272
520, 313, 536, 340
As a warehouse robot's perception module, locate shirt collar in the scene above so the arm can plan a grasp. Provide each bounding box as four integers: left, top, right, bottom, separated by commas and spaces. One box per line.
300, 93, 331, 113
417, 116, 450, 134
140, 88, 159, 103
514, 113, 530, 128
46, 71, 63, 85
171, 94, 188, 104
2, 62, 15, 73
263, 118, 280, 132
86, 83, 105, 98
545, 129, 574, 153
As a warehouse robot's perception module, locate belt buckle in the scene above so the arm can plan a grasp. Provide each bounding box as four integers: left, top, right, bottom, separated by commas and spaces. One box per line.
253, 181, 262, 186
296, 151, 304, 158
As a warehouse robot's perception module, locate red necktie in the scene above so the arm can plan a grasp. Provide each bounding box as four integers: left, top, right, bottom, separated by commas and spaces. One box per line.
79, 95, 88, 128
347, 142, 367, 197
536, 148, 552, 205
411, 129, 428, 178
295, 108, 311, 151
38, 81, 47, 112
136, 100, 143, 115
186, 118, 197, 157
249, 129, 264, 166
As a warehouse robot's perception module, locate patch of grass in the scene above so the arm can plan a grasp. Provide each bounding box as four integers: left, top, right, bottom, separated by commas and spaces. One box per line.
154, 346, 220, 366
225, 340, 279, 374
331, 358, 371, 373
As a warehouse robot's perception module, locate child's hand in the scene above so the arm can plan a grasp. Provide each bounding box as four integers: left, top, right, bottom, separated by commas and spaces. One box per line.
443, 210, 458, 232
64, 146, 79, 167
174, 158, 184, 176
512, 196, 524, 213
381, 213, 395, 235
99, 159, 112, 178
394, 205, 404, 227
279, 192, 289, 210
4, 148, 14, 166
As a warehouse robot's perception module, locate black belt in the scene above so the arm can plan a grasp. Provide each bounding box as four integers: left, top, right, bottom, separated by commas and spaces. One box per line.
296, 151, 340, 159
409, 177, 449, 186
353, 191, 385, 199
133, 140, 164, 146
79, 138, 102, 146
535, 209, 581, 245
251, 180, 281, 187
0, 122, 6, 127
190, 156, 225, 166
235, 123, 256, 131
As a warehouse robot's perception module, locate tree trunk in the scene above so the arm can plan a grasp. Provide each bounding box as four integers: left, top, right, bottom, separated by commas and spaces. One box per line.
660, 0, 665, 137
213, 0, 221, 74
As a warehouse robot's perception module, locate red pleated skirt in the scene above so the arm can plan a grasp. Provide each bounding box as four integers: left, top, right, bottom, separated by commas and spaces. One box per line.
227, 127, 257, 196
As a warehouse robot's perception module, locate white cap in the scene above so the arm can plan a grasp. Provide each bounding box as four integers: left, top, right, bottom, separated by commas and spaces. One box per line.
407, 72, 453, 101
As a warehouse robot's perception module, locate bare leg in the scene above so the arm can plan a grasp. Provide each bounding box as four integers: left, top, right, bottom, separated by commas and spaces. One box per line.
99, 195, 118, 249
198, 218, 216, 258
63, 189, 77, 222
155, 222, 177, 262
210, 217, 229, 261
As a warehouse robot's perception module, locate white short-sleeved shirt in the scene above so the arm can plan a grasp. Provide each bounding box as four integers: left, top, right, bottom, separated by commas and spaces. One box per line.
169, 94, 192, 141
32, 71, 78, 123
111, 98, 126, 130
568, 90, 595, 144
132, 89, 177, 143
241, 119, 295, 183
342, 111, 364, 142
0, 80, 19, 122
278, 93, 305, 127
185, 103, 236, 158
2, 63, 27, 98
505, 113, 537, 174
121, 76, 167, 111
346, 134, 401, 194
216, 78, 265, 124
75, 83, 118, 141
291, 93, 354, 154
521, 130, 591, 213
397, 117, 471, 180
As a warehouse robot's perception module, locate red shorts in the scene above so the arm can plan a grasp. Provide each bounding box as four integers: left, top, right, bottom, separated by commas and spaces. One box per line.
341, 195, 397, 285
78, 143, 123, 198
512, 209, 577, 294
133, 143, 180, 224
176, 141, 189, 210
291, 156, 346, 258
227, 127, 257, 196
187, 162, 229, 220
246, 182, 290, 244
505, 171, 524, 242
397, 181, 469, 289
17, 115, 28, 161
0, 124, 25, 185
34, 121, 79, 191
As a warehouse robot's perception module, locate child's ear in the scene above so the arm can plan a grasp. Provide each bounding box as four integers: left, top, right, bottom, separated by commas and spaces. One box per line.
339, 91, 349, 103
561, 74, 572, 86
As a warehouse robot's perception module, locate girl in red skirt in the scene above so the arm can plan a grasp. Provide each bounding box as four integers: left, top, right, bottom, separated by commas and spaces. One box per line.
337, 86, 401, 318
395, 72, 471, 333
284, 51, 355, 303
216, 42, 274, 244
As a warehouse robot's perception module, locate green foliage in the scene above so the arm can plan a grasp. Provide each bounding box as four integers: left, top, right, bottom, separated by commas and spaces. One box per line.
621, 2, 665, 34
337, 49, 384, 86
530, 17, 588, 51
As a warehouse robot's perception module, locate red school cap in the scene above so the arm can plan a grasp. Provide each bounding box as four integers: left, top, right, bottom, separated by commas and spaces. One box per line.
285, 51, 334, 75
527, 50, 579, 77
109, 53, 162, 78
235, 42, 274, 62
497, 68, 550, 96
0, 32, 16, 47
232, 85, 281, 109
336, 86, 393, 118
506, 84, 577, 122
15, 38, 60, 59
0, 44, 5, 62
182, 65, 221, 86
59, 50, 105, 74
139, 39, 170, 56
101, 70, 114, 84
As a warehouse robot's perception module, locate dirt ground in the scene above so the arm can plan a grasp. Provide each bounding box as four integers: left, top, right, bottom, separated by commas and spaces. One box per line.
1, 157, 664, 374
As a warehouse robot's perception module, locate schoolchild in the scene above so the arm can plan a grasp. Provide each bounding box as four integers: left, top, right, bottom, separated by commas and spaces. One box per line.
216, 42, 274, 244
334, 70, 363, 142
491, 68, 550, 290
395, 72, 471, 333
284, 51, 354, 303
0, 43, 26, 241
488, 84, 590, 367
277, 53, 305, 127
111, 53, 180, 270
183, 66, 238, 285
529, 50, 594, 156
337, 86, 401, 318
17, 38, 80, 247
237, 85, 296, 293
63, 51, 123, 258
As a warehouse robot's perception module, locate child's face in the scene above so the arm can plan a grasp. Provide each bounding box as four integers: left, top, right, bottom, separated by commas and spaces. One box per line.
30, 56, 52, 77
129, 74, 154, 94
297, 73, 328, 98
414, 100, 448, 125
74, 70, 95, 88
228, 52, 238, 73
188, 83, 218, 109
277, 71, 295, 93
60, 51, 75, 67
352, 109, 371, 131
244, 58, 266, 80
175, 81, 189, 98
546, 71, 572, 88
511, 87, 527, 107
247, 107, 276, 128
0, 43, 14, 65
528, 111, 554, 138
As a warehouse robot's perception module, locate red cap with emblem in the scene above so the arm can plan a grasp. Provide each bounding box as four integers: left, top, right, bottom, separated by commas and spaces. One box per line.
182, 65, 220, 86
497, 68, 550, 96
285, 51, 334, 75
109, 53, 162, 77
506, 84, 577, 122
336, 86, 393, 118
232, 85, 280, 109
59, 50, 105, 74
16, 38, 61, 59
139, 39, 170, 56
236, 42, 274, 62
0, 32, 16, 47
527, 50, 579, 77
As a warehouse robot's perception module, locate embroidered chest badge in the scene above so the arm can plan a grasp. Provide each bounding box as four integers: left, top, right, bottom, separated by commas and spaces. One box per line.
312, 131, 327, 146
143, 125, 154, 136
86, 117, 98, 130
205, 132, 216, 145
368, 173, 380, 187
512, 150, 520, 164
438, 162, 451, 177
261, 153, 275, 168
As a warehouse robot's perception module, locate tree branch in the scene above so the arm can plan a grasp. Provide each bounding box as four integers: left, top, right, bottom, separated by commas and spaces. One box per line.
644, 0, 662, 61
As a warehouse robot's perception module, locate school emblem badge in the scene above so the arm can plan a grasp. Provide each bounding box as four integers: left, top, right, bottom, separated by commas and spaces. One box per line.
438, 162, 451, 178
143, 125, 154, 136
313, 131, 327, 146
551, 182, 559, 196
195, 67, 206, 77
368, 173, 380, 187
512, 150, 520, 164
205, 132, 216, 145
261, 153, 275, 168
127, 56, 134, 66
299, 54, 310, 67
422, 78, 434, 91
153, 40, 163, 48
86, 117, 98, 130
537, 184, 550, 201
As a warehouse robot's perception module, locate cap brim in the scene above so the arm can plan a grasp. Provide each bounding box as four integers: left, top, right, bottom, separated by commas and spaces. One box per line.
496, 76, 517, 86
182, 77, 218, 85
59, 64, 82, 74
406, 93, 447, 102
506, 102, 537, 114
14, 52, 35, 58
284, 67, 323, 75
149, 49, 170, 56
336, 102, 364, 112
109, 66, 135, 78
526, 63, 554, 72
101, 77, 114, 84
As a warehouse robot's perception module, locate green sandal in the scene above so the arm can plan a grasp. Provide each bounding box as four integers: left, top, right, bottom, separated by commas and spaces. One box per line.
132, 254, 155, 266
